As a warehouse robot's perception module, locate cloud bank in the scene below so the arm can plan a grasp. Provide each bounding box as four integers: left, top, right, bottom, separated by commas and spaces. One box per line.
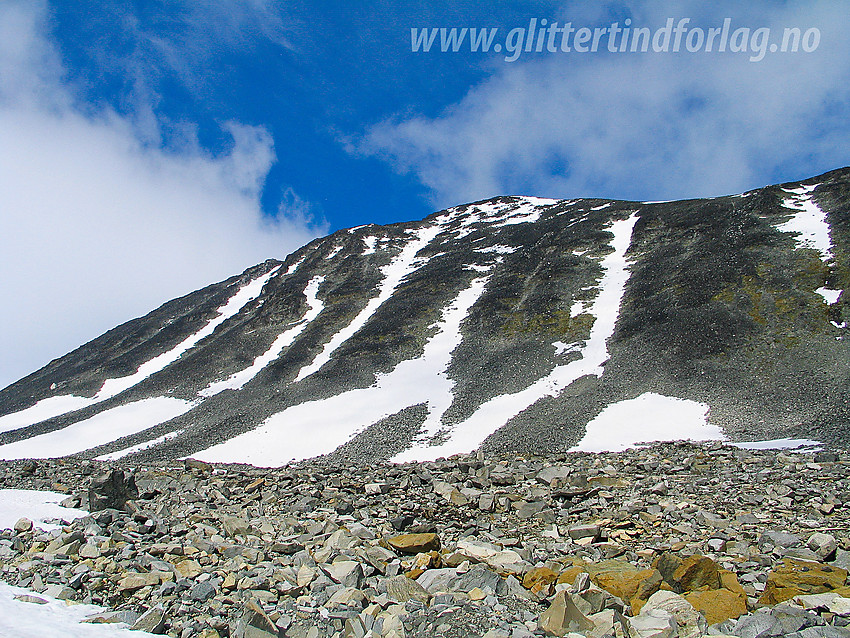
0, 1, 323, 389
357, 1, 850, 207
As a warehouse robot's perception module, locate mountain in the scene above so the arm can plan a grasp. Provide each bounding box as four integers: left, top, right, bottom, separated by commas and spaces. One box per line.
1, 168, 848, 466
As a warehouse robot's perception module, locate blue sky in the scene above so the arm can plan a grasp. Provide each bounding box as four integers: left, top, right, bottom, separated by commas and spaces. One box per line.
1, 0, 849, 387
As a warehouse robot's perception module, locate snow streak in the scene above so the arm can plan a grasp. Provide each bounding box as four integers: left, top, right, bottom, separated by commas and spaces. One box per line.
193, 274, 492, 466
778, 184, 832, 260
778, 184, 843, 308
96, 429, 185, 462
394, 213, 639, 462
294, 225, 442, 382
200, 276, 325, 396
0, 269, 277, 433
0, 398, 195, 460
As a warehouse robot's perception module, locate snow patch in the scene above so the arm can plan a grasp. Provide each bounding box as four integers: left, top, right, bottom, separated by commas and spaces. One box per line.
362, 236, 378, 255
571, 300, 589, 315
435, 198, 558, 236
778, 184, 832, 260
730, 438, 823, 450
476, 245, 516, 254
569, 393, 722, 453
816, 287, 841, 305
0, 489, 88, 531
0, 398, 194, 460
492, 207, 542, 227
0, 581, 160, 637
285, 257, 305, 275
552, 341, 580, 356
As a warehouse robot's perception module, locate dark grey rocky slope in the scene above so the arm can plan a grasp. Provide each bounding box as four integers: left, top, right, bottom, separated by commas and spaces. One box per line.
0, 168, 848, 464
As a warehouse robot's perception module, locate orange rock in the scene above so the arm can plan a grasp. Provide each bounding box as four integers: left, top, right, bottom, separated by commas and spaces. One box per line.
631, 569, 663, 614
386, 533, 440, 554
719, 569, 746, 596
557, 565, 587, 585
522, 567, 558, 591
672, 555, 721, 592
759, 559, 848, 606
686, 588, 748, 624
585, 560, 659, 603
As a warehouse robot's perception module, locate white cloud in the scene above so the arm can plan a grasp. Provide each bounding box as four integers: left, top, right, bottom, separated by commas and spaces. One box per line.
357, 1, 850, 208
0, 0, 324, 389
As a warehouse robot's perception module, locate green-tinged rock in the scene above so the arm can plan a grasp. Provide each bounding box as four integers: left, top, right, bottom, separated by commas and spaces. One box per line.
539, 590, 595, 636
385, 575, 431, 604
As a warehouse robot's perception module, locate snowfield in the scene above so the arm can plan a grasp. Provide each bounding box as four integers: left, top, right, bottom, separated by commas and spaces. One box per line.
569, 393, 724, 453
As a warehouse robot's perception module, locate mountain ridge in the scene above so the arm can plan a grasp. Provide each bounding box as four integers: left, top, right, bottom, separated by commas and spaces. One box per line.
1, 167, 848, 465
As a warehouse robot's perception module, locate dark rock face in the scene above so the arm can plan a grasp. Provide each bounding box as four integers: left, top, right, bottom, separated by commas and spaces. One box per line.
88, 469, 138, 511
0, 168, 848, 464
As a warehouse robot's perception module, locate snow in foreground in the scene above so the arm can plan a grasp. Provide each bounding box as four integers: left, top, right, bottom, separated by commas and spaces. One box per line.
0, 489, 88, 531
0, 582, 158, 638
0, 491, 159, 637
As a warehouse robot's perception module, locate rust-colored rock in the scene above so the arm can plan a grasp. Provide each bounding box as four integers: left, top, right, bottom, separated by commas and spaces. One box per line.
672, 555, 721, 592
386, 533, 441, 554
631, 569, 663, 614
523, 567, 559, 592
719, 569, 746, 596
557, 565, 587, 585
759, 559, 848, 606
686, 588, 748, 624
584, 560, 660, 604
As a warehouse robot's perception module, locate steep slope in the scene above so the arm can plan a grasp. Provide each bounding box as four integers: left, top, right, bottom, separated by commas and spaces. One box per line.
0, 168, 848, 465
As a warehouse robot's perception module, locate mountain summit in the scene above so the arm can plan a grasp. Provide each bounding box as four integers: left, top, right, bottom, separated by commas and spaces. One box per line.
1, 169, 848, 465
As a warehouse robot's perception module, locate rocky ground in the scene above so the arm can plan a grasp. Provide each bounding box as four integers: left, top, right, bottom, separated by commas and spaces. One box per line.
1, 442, 850, 637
